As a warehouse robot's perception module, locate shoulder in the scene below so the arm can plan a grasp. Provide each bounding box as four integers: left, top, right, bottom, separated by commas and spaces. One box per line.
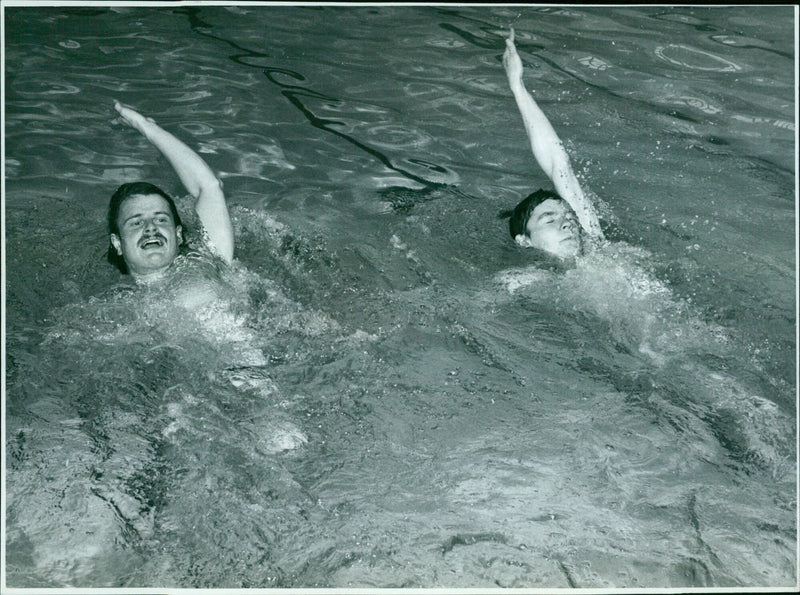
180, 219, 231, 267
176, 235, 229, 279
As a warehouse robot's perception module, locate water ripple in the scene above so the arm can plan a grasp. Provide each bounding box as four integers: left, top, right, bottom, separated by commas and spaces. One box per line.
10, 81, 82, 96
654, 44, 742, 72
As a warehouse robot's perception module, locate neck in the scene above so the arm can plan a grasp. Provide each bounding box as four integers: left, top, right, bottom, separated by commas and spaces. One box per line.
130, 266, 172, 284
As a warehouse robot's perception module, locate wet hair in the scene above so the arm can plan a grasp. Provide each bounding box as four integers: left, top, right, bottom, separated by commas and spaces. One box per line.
106, 182, 183, 274
498, 188, 565, 239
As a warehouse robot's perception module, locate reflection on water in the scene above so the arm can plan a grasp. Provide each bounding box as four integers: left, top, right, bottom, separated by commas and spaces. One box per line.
4, 4, 796, 590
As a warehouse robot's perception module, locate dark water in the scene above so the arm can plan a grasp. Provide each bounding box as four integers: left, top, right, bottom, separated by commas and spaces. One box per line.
3, 4, 797, 590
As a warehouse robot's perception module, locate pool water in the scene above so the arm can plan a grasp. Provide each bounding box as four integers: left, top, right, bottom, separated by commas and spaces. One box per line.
3, 4, 797, 590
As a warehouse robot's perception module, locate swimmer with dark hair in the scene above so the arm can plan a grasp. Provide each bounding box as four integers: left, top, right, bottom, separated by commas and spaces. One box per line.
500, 28, 604, 260
107, 101, 234, 280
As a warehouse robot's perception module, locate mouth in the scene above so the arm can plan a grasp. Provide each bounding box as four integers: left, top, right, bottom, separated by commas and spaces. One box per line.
139, 235, 166, 249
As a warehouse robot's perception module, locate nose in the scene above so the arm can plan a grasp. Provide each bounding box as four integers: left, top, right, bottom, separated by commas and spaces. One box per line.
561, 218, 576, 231
143, 218, 158, 233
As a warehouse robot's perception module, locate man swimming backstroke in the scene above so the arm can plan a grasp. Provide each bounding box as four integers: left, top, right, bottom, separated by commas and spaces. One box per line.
500, 29, 605, 260
107, 101, 234, 281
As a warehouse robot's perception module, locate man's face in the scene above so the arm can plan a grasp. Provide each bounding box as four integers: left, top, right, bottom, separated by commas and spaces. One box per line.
110, 193, 182, 279
516, 198, 581, 259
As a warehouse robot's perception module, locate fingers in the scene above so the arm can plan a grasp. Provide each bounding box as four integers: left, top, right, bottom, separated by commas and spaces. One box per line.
112, 100, 132, 126
113, 100, 144, 121
112, 100, 151, 131
113, 100, 134, 119
505, 28, 517, 52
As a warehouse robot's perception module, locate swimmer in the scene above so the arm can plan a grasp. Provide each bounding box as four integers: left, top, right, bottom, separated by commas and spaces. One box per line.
500, 29, 604, 260
107, 101, 234, 281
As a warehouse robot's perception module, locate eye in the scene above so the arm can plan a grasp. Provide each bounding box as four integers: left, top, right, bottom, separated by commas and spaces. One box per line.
155, 216, 170, 224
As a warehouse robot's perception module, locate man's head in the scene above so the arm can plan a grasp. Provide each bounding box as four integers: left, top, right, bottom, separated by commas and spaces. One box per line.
503, 189, 582, 259
107, 182, 183, 278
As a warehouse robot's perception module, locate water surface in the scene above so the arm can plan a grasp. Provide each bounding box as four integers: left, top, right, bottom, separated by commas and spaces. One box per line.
3, 4, 797, 590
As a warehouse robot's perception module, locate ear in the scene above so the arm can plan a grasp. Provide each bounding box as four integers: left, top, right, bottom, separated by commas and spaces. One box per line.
110, 234, 122, 255
514, 233, 533, 248
176, 225, 183, 245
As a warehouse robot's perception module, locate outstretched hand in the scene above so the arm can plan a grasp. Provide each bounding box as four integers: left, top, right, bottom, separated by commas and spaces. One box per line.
113, 100, 156, 135
502, 28, 524, 87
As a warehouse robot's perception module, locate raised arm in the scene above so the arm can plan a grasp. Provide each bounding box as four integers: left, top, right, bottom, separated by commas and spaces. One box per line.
113, 101, 234, 263
502, 30, 603, 239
